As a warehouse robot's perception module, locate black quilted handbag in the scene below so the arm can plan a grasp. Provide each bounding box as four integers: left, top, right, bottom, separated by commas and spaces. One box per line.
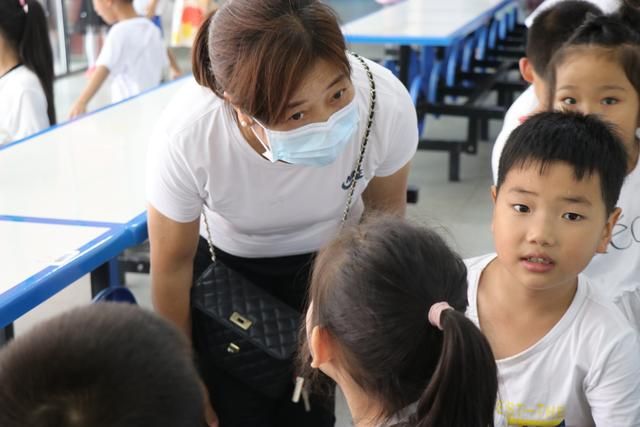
190, 52, 376, 399
191, 260, 300, 398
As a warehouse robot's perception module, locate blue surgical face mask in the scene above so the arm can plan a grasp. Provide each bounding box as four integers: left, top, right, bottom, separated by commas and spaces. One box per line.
251, 99, 359, 167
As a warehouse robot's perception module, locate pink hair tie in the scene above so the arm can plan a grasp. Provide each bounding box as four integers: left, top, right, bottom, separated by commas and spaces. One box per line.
428, 302, 453, 331
19, 0, 28, 13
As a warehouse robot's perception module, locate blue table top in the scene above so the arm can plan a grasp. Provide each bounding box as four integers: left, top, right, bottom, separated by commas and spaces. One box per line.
0, 78, 188, 328
342, 0, 516, 46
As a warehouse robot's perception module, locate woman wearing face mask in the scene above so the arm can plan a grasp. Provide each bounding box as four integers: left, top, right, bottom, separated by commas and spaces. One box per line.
146, 1, 418, 426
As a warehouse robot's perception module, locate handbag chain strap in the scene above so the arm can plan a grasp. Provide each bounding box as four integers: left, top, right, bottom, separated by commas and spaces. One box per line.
203, 52, 376, 263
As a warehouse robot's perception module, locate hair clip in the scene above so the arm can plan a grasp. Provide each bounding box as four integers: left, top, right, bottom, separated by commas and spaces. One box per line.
428, 301, 453, 331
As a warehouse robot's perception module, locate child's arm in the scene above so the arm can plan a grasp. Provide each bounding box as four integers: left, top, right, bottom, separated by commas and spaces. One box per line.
69, 66, 110, 119
146, 0, 159, 17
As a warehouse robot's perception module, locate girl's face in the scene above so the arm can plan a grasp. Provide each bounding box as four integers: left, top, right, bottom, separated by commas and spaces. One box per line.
553, 50, 640, 169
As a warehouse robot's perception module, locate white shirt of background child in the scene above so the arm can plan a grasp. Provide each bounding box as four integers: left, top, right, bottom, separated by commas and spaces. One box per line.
465, 254, 640, 427
584, 154, 640, 329
96, 17, 168, 103
146, 54, 419, 258
0, 65, 49, 145
491, 85, 538, 183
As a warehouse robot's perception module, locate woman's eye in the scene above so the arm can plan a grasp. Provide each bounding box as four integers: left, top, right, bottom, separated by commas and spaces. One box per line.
601, 97, 618, 105
332, 88, 346, 100
561, 97, 577, 106
512, 204, 530, 213
289, 112, 305, 121
563, 212, 584, 221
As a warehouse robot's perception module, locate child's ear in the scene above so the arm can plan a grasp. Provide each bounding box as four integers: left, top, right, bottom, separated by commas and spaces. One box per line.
597, 207, 622, 253
519, 58, 535, 84
309, 325, 335, 369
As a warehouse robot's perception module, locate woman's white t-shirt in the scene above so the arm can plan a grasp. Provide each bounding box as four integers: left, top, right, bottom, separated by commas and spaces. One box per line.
146, 55, 419, 258
0, 65, 49, 145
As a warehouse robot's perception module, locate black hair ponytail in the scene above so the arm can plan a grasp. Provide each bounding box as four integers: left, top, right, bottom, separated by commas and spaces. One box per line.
20, 0, 56, 125
414, 309, 497, 427
304, 216, 498, 427
0, 0, 56, 125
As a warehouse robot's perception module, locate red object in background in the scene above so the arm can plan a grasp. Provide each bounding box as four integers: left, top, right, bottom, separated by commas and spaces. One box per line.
181, 6, 204, 26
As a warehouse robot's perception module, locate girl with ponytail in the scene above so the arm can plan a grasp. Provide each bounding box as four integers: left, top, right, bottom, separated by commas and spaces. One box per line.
300, 215, 497, 427
0, 0, 56, 144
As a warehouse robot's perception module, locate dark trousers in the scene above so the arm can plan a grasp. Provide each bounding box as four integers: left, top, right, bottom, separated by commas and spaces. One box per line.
192, 237, 335, 427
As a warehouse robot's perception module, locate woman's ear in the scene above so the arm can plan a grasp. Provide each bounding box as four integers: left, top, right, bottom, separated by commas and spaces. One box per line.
597, 207, 622, 253
223, 91, 252, 127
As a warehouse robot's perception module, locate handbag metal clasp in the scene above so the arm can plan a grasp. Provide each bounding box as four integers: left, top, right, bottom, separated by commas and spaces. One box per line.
230, 312, 252, 330
227, 343, 240, 354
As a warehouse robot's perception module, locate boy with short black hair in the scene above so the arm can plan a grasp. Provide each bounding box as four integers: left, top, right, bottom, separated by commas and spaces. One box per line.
69, 0, 168, 118
491, 0, 605, 181
0, 303, 204, 427
467, 111, 640, 426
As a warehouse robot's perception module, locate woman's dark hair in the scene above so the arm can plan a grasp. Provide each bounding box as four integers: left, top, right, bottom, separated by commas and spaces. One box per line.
546, 14, 640, 115
497, 111, 628, 215
299, 215, 497, 427
192, 0, 350, 126
0, 0, 56, 125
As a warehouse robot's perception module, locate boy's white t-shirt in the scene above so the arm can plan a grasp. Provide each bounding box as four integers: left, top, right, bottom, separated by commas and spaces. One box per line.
96, 17, 168, 103
584, 155, 640, 328
146, 54, 419, 258
0, 65, 49, 145
491, 85, 538, 183
465, 254, 640, 427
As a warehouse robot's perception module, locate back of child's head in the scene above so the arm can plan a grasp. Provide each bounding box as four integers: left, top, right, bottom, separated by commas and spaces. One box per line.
526, 1, 604, 76
547, 13, 640, 98
0, 0, 56, 125
497, 111, 627, 214
301, 215, 497, 427
0, 303, 203, 427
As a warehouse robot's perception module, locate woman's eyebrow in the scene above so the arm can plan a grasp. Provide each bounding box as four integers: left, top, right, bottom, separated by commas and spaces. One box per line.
286, 74, 346, 109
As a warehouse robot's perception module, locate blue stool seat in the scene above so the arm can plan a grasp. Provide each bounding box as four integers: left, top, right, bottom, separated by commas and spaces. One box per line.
92, 286, 137, 304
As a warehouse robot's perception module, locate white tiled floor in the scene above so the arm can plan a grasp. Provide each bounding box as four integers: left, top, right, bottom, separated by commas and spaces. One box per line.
10, 2, 503, 425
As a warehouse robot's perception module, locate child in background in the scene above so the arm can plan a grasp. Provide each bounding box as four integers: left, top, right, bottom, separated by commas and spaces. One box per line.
467, 111, 640, 426
0, 303, 204, 427
547, 13, 640, 328
133, 0, 183, 78
523, 0, 619, 27
69, 0, 168, 118
490, 0, 604, 182
0, 0, 55, 145
300, 216, 498, 427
